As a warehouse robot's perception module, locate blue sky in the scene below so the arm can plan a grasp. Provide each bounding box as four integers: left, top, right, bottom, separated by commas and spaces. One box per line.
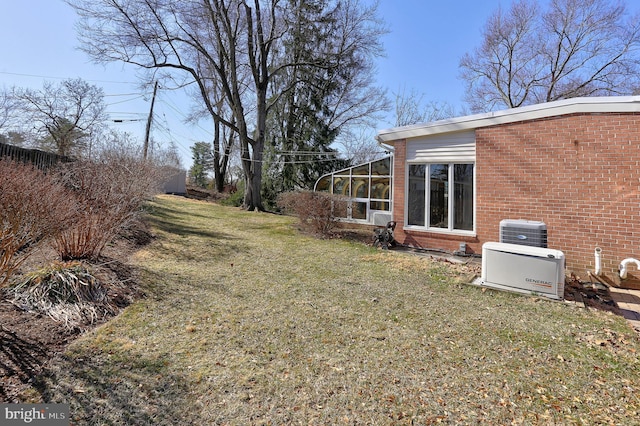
0, 0, 517, 168
375, 0, 501, 117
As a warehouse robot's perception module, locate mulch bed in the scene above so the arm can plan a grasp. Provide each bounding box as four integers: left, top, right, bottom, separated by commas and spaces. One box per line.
0, 299, 79, 402
0, 223, 151, 403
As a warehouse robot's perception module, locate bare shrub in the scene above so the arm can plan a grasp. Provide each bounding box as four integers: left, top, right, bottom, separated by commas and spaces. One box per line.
0, 159, 75, 286
53, 152, 167, 260
276, 190, 348, 236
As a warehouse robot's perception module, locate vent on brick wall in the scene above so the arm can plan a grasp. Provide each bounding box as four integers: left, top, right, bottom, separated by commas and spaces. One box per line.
500, 219, 547, 248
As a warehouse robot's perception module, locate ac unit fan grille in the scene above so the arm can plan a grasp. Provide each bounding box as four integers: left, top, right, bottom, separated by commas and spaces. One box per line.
500, 220, 547, 248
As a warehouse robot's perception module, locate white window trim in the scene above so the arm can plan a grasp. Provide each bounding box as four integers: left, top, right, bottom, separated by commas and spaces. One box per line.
404, 161, 476, 235
329, 168, 393, 223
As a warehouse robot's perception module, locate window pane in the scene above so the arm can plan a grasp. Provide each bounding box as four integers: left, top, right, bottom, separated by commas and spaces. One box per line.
334, 201, 349, 218
316, 175, 331, 192
333, 176, 350, 196
370, 177, 390, 200
408, 164, 426, 226
370, 201, 390, 211
430, 164, 448, 228
454, 164, 474, 230
352, 163, 369, 175
352, 176, 369, 198
371, 157, 391, 175
352, 201, 367, 219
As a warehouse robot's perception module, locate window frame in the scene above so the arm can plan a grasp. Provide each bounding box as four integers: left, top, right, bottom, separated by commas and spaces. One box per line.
404, 161, 476, 236
314, 156, 393, 223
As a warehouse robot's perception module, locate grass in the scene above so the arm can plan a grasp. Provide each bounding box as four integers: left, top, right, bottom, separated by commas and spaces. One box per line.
41, 195, 640, 424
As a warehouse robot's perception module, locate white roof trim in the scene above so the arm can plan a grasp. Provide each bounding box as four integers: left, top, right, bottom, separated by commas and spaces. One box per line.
376, 96, 640, 143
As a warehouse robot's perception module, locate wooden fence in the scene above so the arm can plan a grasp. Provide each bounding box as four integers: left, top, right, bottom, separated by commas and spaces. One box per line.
0, 142, 72, 169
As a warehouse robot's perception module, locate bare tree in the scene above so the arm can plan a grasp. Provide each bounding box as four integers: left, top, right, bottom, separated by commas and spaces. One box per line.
0, 87, 19, 131
15, 78, 107, 157
0, 87, 27, 147
460, 0, 640, 113
67, 0, 387, 210
184, 73, 237, 193
68, 0, 281, 210
394, 86, 456, 126
334, 127, 384, 164
0, 131, 27, 147
538, 0, 640, 101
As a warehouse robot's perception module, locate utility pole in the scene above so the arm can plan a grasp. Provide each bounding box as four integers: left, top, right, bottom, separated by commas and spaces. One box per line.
143, 81, 158, 160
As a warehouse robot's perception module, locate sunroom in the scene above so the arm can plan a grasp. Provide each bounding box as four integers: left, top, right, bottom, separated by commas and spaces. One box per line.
314, 156, 393, 226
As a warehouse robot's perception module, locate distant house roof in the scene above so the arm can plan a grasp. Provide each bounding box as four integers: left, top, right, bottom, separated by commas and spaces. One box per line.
376, 96, 640, 144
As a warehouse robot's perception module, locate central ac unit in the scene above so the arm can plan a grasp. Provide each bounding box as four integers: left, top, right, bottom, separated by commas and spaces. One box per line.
480, 242, 565, 300
500, 219, 547, 248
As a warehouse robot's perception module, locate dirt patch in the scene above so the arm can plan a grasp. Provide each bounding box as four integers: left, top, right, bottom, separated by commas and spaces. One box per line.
564, 273, 622, 314
185, 185, 232, 201
0, 220, 152, 403
0, 299, 79, 402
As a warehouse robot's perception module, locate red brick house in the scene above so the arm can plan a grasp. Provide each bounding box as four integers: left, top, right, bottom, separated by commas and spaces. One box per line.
374, 96, 640, 284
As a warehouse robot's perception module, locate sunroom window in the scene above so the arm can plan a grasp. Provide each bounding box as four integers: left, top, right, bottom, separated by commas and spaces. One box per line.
407, 163, 474, 232
314, 156, 392, 222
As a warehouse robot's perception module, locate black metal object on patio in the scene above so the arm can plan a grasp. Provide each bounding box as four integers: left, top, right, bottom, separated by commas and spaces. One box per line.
373, 221, 397, 250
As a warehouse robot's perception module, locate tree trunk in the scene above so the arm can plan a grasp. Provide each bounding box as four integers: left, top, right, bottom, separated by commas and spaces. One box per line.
212, 119, 224, 193
249, 136, 265, 211
240, 136, 265, 211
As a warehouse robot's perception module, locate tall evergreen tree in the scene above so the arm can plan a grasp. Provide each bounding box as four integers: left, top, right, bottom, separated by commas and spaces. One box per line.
264, 0, 386, 201
189, 142, 213, 188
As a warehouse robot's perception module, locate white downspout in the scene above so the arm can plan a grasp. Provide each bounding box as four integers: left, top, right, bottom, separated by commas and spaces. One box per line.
594, 247, 602, 276
377, 141, 395, 153
619, 258, 640, 279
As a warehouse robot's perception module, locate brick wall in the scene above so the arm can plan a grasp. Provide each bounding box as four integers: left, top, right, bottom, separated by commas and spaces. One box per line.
477, 112, 640, 280
392, 142, 405, 232
392, 112, 640, 282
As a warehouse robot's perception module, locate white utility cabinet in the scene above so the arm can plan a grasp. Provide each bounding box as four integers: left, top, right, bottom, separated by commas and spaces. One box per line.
481, 242, 565, 300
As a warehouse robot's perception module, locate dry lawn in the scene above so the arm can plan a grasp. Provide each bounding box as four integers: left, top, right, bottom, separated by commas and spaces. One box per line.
41, 195, 640, 425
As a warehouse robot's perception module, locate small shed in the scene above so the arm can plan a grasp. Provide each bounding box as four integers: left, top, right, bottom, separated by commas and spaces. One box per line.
163, 168, 187, 195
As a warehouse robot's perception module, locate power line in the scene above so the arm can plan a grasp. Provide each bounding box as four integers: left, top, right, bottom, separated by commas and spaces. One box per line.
0, 70, 138, 85
157, 97, 214, 138
105, 95, 146, 106
148, 111, 195, 156
272, 149, 386, 156
159, 114, 186, 149
104, 92, 150, 97
112, 118, 143, 123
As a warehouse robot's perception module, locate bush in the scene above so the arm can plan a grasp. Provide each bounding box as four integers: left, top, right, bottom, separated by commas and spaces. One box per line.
220, 180, 245, 207
276, 190, 348, 236
53, 153, 166, 260
0, 159, 75, 286
9, 260, 114, 328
